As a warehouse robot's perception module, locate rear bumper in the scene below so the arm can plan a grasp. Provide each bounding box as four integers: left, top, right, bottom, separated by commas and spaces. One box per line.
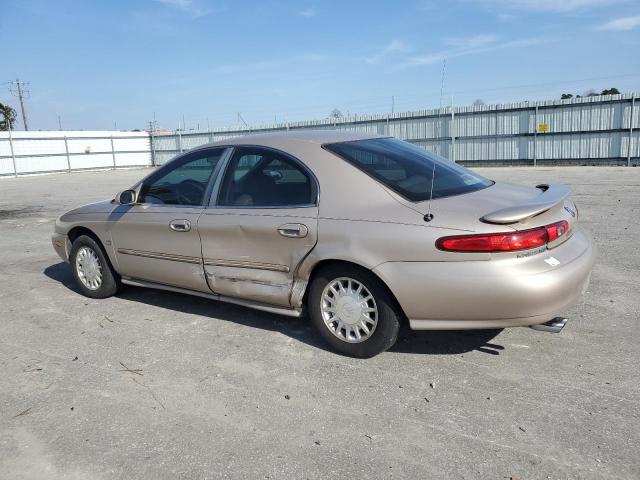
374, 229, 595, 330
408, 314, 576, 330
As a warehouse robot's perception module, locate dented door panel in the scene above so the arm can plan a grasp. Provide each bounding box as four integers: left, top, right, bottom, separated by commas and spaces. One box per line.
198, 208, 318, 306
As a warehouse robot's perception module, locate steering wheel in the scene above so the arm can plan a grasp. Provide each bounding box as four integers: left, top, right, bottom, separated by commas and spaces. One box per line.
176, 179, 205, 205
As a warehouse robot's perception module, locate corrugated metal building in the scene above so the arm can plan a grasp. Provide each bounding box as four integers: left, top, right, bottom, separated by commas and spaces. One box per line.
151, 93, 639, 167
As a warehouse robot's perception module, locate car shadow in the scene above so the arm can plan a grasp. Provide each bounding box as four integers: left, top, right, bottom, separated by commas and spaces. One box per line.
45, 261, 79, 291
44, 261, 505, 356
391, 328, 504, 356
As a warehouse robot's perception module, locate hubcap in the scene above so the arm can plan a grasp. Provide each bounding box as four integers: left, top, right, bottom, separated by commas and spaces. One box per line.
75, 246, 103, 290
320, 277, 378, 343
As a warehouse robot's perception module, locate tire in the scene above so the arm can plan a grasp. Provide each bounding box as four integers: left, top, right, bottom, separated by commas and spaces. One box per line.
308, 264, 401, 358
69, 234, 121, 299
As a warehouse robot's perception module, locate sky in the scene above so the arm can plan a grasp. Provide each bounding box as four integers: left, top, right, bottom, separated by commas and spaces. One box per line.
1, 0, 639, 131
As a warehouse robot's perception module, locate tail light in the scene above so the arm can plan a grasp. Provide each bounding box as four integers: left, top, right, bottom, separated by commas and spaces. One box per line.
545, 220, 569, 242
436, 220, 569, 253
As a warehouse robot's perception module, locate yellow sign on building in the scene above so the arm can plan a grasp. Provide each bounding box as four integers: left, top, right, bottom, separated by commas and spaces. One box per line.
538, 123, 549, 133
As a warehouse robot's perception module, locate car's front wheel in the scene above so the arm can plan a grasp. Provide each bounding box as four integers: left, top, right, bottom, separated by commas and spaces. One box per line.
70, 235, 121, 299
308, 264, 401, 358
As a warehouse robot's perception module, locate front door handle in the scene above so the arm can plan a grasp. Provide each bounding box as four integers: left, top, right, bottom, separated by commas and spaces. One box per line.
278, 223, 308, 238
169, 219, 191, 232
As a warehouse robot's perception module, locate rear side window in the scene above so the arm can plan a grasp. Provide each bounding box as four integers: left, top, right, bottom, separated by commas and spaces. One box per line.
218, 148, 315, 207
324, 138, 493, 201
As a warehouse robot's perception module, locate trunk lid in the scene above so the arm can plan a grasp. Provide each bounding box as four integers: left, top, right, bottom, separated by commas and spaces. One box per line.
394, 181, 577, 236
480, 184, 570, 225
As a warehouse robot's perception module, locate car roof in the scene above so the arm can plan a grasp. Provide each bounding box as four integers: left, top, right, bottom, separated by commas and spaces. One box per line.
204, 129, 386, 149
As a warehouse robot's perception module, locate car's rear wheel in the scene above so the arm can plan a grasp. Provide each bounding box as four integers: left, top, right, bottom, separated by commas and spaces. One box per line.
70, 235, 121, 299
308, 264, 400, 358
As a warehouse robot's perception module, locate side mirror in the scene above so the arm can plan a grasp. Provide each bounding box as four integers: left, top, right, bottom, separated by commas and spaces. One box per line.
116, 189, 137, 205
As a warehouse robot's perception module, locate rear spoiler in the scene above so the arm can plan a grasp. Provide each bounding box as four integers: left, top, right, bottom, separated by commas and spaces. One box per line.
481, 184, 571, 225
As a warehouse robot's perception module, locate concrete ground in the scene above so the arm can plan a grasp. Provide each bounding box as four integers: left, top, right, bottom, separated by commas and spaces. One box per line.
0, 166, 638, 479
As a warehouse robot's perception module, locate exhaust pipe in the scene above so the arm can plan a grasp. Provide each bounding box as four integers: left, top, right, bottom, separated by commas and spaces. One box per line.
530, 317, 568, 333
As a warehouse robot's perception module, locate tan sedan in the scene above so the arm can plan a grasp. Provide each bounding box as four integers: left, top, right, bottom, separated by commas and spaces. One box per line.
52, 131, 595, 357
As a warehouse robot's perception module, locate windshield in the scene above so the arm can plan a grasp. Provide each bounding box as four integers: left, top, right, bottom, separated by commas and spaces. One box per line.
324, 137, 493, 201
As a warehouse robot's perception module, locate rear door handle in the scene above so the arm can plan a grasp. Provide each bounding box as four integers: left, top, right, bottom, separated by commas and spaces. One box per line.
277, 223, 308, 238
169, 219, 191, 232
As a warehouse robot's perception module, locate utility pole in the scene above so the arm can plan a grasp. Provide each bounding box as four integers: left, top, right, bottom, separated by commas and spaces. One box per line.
58, 115, 62, 130
237, 112, 249, 129
8, 79, 30, 130
391, 96, 395, 115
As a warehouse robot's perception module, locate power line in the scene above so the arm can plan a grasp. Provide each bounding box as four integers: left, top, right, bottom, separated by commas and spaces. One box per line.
7, 79, 30, 131
152, 70, 640, 131
197, 72, 640, 124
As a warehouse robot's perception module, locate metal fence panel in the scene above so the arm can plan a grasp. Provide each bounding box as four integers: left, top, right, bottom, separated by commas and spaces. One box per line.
0, 131, 152, 176
0, 157, 13, 175
17, 155, 69, 174
151, 93, 638, 167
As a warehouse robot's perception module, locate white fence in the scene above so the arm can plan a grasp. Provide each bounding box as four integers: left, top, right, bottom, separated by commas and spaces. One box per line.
1, 93, 638, 177
0, 131, 152, 176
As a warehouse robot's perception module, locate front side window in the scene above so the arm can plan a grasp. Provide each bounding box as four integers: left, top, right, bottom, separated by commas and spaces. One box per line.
324, 138, 493, 201
138, 149, 225, 206
218, 148, 314, 207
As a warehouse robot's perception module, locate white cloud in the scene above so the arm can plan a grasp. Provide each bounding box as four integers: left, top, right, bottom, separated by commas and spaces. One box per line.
444, 34, 499, 49
467, 0, 626, 13
154, 0, 212, 18
293, 53, 331, 62
597, 15, 640, 31
210, 54, 329, 75
298, 8, 317, 18
365, 39, 410, 64
212, 60, 279, 75
402, 36, 547, 67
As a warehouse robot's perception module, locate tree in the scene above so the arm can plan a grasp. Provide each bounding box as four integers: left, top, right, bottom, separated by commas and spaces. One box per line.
329, 109, 343, 120
601, 87, 620, 96
0, 102, 17, 131
472, 99, 486, 106
561, 87, 620, 100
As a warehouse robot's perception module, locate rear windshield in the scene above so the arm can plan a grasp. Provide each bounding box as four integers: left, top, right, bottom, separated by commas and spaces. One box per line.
324, 137, 493, 201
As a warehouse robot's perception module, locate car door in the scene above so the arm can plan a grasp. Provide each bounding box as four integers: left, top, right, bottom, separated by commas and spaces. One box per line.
198, 146, 319, 306
108, 147, 229, 292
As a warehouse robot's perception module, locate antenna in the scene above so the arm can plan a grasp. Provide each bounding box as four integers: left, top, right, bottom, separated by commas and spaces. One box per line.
424, 58, 447, 222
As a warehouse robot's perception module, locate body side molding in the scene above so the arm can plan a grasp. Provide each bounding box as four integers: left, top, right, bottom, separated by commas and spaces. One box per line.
117, 248, 202, 264
203, 259, 290, 272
